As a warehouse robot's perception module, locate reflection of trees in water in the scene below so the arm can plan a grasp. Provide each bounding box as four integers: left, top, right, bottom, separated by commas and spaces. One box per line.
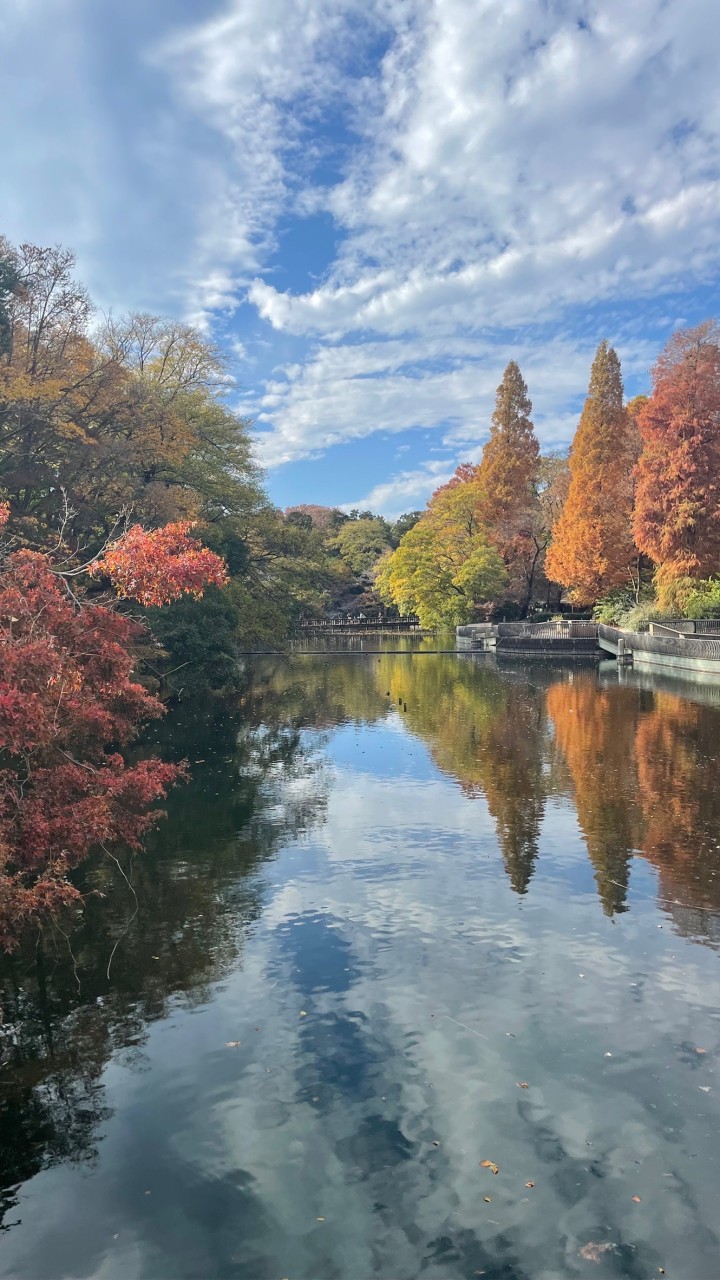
635, 691, 720, 940
5, 657, 720, 1231
377, 656, 549, 894
546, 677, 642, 915
254, 655, 720, 936
548, 675, 720, 943
241, 654, 390, 731
0, 701, 329, 1229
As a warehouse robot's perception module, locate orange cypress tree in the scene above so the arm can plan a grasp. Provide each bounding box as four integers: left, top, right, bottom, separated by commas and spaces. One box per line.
476, 361, 541, 610
546, 341, 637, 604
633, 321, 720, 607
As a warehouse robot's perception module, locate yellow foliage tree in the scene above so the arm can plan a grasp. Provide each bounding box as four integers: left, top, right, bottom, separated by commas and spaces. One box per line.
376, 468, 506, 628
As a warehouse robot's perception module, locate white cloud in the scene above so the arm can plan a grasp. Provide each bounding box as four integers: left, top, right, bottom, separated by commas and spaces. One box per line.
250, 330, 659, 479
241, 0, 720, 467
344, 460, 456, 519
2, 0, 719, 488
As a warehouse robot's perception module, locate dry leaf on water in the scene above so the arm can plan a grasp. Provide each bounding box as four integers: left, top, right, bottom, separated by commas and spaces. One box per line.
579, 1242, 613, 1263
480, 1160, 499, 1175
483, 1196, 492, 1203
631, 1195, 642, 1203
525, 1181, 535, 1188
516, 1082, 529, 1089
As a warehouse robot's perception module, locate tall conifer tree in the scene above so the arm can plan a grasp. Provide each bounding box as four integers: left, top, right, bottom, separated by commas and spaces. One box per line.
477, 361, 541, 612
546, 341, 637, 604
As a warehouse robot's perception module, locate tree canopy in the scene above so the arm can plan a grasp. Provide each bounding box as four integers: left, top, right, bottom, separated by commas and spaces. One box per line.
376, 468, 507, 627
545, 341, 638, 605
633, 321, 720, 608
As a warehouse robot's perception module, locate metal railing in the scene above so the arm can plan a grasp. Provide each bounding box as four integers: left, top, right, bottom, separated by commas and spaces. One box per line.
299, 616, 421, 631
496, 620, 598, 640
601, 623, 720, 661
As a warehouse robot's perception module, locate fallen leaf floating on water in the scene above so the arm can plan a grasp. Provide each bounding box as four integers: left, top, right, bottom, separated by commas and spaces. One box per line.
225, 1041, 241, 1048
579, 1242, 613, 1262
516, 1082, 529, 1089
695, 1047, 707, 1054
525, 1181, 535, 1188
480, 1160, 499, 1175
631, 1195, 642, 1203
483, 1196, 492, 1203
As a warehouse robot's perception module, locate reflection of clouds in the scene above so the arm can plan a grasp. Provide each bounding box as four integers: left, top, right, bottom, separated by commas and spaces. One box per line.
200, 723, 720, 1277
6, 686, 720, 1278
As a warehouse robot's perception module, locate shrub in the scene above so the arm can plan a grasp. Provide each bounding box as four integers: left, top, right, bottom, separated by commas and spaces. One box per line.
684, 579, 720, 619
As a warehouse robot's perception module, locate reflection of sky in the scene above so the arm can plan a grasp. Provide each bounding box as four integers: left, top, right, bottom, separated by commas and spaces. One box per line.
3, 708, 720, 1279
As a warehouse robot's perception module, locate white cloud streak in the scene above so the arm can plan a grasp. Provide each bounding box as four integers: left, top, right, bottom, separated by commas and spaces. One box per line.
2, 0, 719, 493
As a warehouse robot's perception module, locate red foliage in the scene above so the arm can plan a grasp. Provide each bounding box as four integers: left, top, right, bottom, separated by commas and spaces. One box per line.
0, 520, 227, 949
633, 322, 720, 593
0, 550, 186, 948
92, 521, 227, 606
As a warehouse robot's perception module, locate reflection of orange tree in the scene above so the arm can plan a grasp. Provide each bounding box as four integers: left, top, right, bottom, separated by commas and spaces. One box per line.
635, 692, 720, 924
546, 676, 642, 915
376, 657, 547, 893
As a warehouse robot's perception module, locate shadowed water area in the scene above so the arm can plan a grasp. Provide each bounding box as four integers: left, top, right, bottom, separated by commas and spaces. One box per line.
2, 644, 720, 1279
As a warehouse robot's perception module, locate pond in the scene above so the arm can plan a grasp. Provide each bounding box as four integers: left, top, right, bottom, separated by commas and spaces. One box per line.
1, 647, 720, 1279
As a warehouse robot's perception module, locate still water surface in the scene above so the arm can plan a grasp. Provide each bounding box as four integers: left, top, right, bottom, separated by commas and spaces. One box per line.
2, 647, 720, 1279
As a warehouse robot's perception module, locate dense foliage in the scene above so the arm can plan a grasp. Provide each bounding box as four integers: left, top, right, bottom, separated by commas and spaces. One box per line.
545, 341, 639, 605
0, 238, 342, 678
382, 323, 720, 623
0, 504, 226, 948
378, 364, 567, 623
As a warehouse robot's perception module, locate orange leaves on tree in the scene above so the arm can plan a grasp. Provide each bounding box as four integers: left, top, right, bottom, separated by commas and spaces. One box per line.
92, 521, 227, 606
475, 361, 542, 611
546, 341, 638, 605
633, 321, 720, 604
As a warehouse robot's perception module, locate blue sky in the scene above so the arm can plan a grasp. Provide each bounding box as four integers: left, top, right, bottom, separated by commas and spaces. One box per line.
2, 0, 719, 516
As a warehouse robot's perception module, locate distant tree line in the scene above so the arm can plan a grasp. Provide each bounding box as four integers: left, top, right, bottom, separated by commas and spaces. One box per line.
377, 323, 720, 628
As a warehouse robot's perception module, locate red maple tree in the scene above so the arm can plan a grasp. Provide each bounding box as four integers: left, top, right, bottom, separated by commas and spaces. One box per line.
633, 321, 720, 605
0, 510, 227, 948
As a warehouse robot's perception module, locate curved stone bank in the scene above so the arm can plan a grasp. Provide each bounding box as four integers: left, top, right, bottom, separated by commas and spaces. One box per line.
598, 621, 720, 683
457, 619, 720, 684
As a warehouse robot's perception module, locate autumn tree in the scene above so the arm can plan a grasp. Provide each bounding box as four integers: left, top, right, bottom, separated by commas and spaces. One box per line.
0, 506, 226, 947
376, 467, 506, 628
546, 676, 641, 915
534, 453, 570, 606
332, 515, 393, 576
0, 240, 264, 544
476, 361, 542, 613
0, 248, 19, 357
633, 321, 720, 609
546, 341, 638, 604
391, 511, 422, 543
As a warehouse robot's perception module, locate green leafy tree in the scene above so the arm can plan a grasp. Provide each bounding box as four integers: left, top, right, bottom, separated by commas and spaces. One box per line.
376, 471, 506, 627
332, 515, 393, 576
391, 510, 422, 545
